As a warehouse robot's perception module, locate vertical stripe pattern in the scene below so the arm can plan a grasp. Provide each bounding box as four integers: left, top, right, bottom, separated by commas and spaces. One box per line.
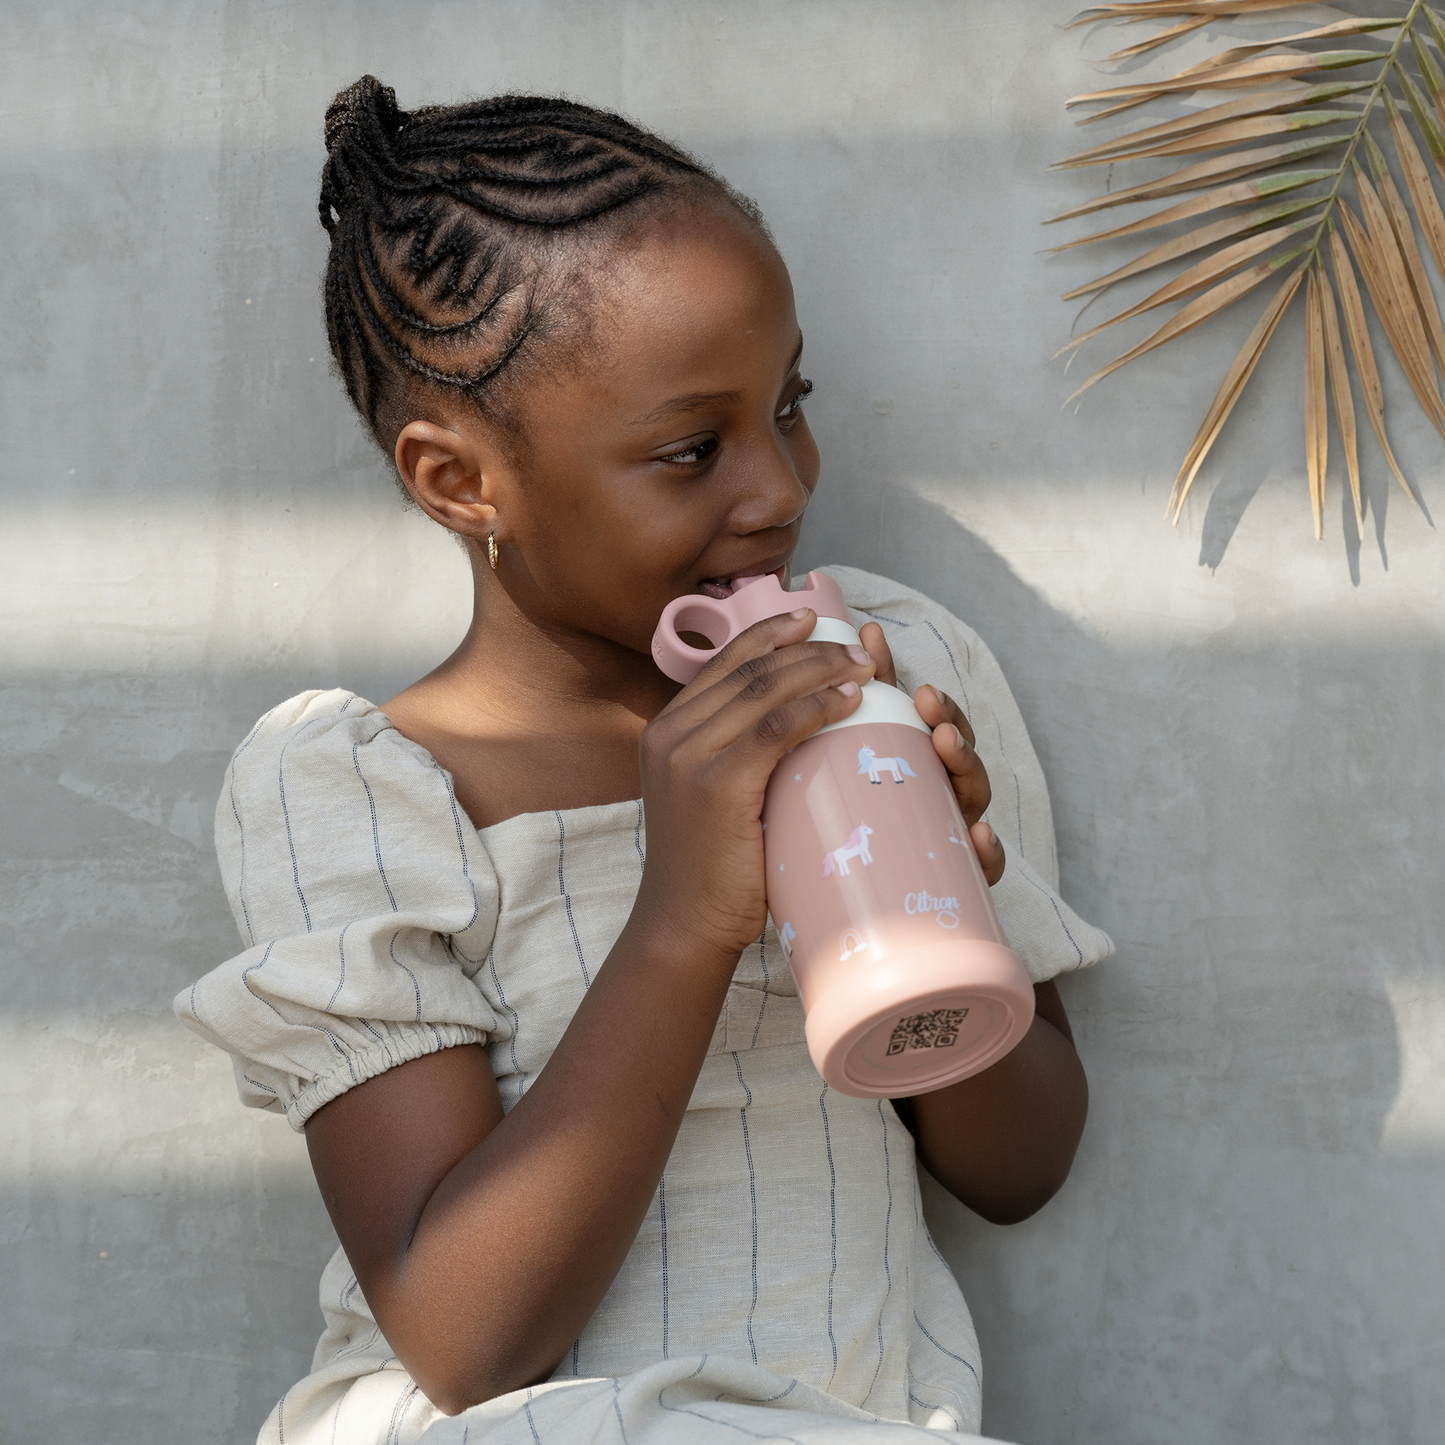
733, 1052, 760, 1365
555, 810, 591, 988
189, 557, 1112, 1443
819, 1085, 839, 1387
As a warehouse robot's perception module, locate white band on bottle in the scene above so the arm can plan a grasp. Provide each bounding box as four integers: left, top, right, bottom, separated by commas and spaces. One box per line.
806, 618, 931, 737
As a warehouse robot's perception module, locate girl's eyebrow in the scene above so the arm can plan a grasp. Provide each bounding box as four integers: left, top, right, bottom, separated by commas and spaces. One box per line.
633, 335, 805, 427
635, 389, 742, 426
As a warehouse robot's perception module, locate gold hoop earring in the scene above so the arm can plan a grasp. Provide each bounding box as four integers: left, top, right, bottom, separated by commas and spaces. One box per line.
487, 534, 499, 570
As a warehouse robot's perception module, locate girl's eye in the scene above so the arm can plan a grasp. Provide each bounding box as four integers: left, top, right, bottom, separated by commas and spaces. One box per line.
778, 378, 814, 422
657, 381, 813, 465
659, 436, 719, 467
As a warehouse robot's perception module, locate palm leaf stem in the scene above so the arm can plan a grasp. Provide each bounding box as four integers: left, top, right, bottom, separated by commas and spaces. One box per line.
1293, 0, 1430, 273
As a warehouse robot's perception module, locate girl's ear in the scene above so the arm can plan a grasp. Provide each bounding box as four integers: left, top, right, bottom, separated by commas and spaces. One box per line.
394, 420, 502, 540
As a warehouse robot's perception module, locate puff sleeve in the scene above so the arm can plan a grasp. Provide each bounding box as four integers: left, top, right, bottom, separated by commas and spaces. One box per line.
827, 566, 1114, 984
175, 690, 500, 1130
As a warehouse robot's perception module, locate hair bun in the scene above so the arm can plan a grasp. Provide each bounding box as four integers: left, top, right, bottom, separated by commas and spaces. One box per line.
324, 75, 403, 155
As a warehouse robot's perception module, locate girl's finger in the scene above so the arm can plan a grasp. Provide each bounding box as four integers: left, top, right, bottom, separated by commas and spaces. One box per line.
666, 621, 874, 733
970, 821, 1006, 887
858, 622, 897, 688
913, 684, 977, 750
721, 675, 869, 772
666, 608, 818, 707
686, 648, 871, 756
932, 721, 992, 824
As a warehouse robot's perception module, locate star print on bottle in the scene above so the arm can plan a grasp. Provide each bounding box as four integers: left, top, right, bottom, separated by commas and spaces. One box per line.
856, 744, 918, 785
822, 823, 874, 879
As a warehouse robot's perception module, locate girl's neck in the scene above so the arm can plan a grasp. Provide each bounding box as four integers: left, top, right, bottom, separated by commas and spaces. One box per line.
380, 558, 679, 829
449, 563, 677, 724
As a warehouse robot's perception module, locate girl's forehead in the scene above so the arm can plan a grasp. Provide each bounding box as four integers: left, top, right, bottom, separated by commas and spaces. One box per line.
593, 216, 798, 371
496, 208, 800, 440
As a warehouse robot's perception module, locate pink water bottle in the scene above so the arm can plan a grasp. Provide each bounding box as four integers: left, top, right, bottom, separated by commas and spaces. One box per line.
652, 571, 1035, 1099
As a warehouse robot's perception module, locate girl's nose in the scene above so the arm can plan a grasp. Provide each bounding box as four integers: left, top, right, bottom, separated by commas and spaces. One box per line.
735, 439, 813, 535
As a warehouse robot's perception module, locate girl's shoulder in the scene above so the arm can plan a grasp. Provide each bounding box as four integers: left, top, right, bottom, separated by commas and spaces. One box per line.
229, 687, 403, 765
188, 687, 499, 1129
223, 687, 457, 814
215, 687, 490, 944
822, 562, 962, 617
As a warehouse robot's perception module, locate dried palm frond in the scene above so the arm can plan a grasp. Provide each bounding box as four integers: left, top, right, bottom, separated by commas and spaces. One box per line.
1052, 0, 1445, 546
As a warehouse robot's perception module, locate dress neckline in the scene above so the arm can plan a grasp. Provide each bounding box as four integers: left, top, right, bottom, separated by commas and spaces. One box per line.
356, 695, 644, 842
473, 794, 645, 842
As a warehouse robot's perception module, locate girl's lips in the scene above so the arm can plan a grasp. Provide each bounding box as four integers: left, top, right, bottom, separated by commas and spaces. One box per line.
696, 562, 789, 600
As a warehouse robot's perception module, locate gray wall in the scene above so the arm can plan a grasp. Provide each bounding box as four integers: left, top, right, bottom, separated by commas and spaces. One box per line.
4, 3, 1443, 1442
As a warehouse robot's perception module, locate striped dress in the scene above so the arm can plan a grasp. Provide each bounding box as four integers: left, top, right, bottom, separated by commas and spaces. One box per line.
176, 566, 1112, 1445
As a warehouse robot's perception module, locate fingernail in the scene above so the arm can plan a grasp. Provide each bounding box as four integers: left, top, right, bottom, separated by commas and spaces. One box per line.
790, 608, 810, 620
847, 645, 871, 666
951, 725, 967, 750
836, 681, 860, 697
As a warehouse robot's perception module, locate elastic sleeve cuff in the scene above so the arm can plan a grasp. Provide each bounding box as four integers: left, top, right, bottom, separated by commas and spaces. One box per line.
232, 1020, 494, 1131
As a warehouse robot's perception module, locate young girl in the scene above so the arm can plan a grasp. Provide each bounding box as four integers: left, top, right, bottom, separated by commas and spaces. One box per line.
177, 78, 1111, 1445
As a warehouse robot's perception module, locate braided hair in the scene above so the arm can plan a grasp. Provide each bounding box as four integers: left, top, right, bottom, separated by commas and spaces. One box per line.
318, 76, 769, 472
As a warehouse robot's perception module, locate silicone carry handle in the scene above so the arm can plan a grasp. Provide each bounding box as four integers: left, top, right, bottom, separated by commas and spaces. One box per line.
651, 571, 854, 683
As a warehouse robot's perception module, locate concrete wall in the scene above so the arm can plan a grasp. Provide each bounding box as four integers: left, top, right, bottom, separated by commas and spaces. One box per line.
4, 3, 1443, 1442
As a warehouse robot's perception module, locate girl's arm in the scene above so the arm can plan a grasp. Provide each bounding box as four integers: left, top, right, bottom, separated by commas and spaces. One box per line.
857, 624, 1089, 1225
304, 611, 876, 1415
900, 979, 1087, 1223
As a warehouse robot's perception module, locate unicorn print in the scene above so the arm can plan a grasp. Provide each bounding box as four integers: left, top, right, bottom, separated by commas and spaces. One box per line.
822, 824, 874, 878
778, 922, 797, 959
857, 745, 918, 785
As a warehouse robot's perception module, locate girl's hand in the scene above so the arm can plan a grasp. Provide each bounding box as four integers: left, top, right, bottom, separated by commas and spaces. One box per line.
634, 608, 876, 962
858, 621, 1005, 887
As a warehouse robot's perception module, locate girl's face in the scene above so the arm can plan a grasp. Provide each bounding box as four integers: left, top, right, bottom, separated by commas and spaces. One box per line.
429, 202, 820, 660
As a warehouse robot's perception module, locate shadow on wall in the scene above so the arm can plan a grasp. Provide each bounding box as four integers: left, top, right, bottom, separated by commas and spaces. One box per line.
805, 484, 1445, 1444
1197, 413, 1435, 581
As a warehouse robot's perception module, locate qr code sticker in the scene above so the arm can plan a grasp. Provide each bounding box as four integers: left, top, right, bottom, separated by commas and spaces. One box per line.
886, 1007, 969, 1055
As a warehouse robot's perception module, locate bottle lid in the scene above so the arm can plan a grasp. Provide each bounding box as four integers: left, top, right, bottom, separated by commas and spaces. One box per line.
651, 571, 852, 683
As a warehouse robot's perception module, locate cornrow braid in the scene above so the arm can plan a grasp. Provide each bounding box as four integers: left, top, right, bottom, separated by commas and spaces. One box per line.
318, 76, 767, 474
